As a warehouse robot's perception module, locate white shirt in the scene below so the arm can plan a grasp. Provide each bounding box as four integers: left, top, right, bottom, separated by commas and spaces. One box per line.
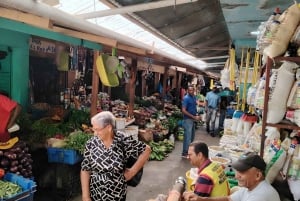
230, 180, 280, 201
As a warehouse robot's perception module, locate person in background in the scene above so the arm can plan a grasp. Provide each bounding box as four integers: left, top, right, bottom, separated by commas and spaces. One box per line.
0, 90, 22, 143
185, 141, 230, 197
181, 85, 201, 158
218, 89, 228, 131
80, 111, 151, 201
204, 85, 220, 137
183, 152, 280, 201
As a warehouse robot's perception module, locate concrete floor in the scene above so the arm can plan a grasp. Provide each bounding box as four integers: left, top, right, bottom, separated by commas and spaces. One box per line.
70, 126, 220, 201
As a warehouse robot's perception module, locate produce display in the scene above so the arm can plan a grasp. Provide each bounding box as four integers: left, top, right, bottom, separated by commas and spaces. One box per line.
149, 139, 175, 161
0, 180, 22, 199
0, 141, 33, 178
47, 130, 93, 154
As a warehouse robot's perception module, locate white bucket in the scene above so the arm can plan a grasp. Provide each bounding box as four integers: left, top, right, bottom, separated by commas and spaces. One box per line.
124, 125, 139, 140
116, 118, 126, 130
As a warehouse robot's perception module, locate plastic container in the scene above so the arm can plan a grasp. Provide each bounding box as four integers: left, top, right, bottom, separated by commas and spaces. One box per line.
47, 148, 83, 165
185, 170, 197, 191
115, 118, 126, 130
1, 173, 37, 201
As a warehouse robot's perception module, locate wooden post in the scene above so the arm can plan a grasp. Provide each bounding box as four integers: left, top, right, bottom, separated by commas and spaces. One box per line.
162, 66, 168, 106
176, 71, 182, 105
128, 59, 137, 117
141, 71, 146, 97
90, 51, 100, 117
154, 72, 160, 92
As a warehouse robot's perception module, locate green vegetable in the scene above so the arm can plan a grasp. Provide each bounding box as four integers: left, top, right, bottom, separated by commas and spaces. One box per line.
148, 139, 175, 161
64, 131, 93, 154
0, 180, 22, 199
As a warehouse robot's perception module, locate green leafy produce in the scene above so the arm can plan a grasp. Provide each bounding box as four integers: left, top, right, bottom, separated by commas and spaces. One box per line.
64, 131, 93, 154
0, 180, 22, 199
64, 109, 90, 129
31, 119, 62, 138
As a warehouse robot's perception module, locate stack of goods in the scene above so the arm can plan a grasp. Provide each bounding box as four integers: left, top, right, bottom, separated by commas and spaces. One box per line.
0, 140, 33, 178
98, 92, 110, 111
134, 109, 152, 127
164, 103, 180, 116
111, 100, 128, 118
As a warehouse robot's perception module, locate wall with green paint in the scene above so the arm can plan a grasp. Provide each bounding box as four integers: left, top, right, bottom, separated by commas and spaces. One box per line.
0, 17, 102, 109
0, 28, 30, 107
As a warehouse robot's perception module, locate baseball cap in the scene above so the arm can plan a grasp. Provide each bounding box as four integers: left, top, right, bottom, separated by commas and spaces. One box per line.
232, 152, 266, 172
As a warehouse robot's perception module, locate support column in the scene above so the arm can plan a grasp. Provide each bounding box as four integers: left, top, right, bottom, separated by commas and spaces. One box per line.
90, 51, 99, 117
128, 59, 137, 117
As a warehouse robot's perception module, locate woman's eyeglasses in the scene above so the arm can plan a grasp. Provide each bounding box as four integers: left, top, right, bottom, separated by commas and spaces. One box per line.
92, 125, 108, 133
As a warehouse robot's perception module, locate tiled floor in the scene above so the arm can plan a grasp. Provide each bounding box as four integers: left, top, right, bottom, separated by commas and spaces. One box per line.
70, 126, 220, 201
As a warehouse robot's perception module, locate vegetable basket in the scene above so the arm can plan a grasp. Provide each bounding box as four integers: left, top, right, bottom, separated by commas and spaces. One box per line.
0, 173, 37, 201
47, 147, 83, 165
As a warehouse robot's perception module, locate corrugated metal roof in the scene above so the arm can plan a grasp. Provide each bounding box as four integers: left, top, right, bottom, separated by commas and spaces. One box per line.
54, 0, 209, 71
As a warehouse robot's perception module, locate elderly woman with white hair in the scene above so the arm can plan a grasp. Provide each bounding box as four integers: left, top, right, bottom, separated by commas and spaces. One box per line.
80, 111, 151, 201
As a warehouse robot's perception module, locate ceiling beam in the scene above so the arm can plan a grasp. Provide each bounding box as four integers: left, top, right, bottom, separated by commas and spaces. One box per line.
0, 7, 53, 29
77, 0, 196, 19
53, 26, 118, 47
199, 55, 229, 60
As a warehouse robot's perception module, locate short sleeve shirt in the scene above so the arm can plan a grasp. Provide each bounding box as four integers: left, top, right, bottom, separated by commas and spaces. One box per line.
81, 131, 146, 201
230, 180, 280, 201
205, 91, 220, 109
182, 94, 197, 119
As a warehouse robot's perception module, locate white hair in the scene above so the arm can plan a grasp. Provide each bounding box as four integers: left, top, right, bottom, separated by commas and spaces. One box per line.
91, 111, 116, 128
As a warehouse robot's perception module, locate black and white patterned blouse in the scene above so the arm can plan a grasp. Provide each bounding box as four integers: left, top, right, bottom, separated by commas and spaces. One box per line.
81, 131, 146, 201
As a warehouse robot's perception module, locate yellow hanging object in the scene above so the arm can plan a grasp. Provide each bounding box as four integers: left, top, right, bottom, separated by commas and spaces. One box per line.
96, 54, 119, 87
229, 47, 236, 90
0, 137, 19, 150
210, 79, 214, 89
237, 48, 245, 110
242, 48, 251, 112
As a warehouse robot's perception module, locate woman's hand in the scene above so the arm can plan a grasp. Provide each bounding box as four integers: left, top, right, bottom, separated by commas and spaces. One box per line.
124, 167, 135, 181
182, 191, 200, 201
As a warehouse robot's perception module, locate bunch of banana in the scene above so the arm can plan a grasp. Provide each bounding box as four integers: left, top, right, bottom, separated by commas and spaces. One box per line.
149, 139, 175, 161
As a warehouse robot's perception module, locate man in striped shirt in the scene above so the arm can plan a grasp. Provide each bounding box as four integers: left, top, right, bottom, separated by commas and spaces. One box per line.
185, 141, 230, 197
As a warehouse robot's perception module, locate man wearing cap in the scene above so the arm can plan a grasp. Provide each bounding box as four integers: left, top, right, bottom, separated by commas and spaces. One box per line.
183, 152, 280, 201
204, 85, 220, 137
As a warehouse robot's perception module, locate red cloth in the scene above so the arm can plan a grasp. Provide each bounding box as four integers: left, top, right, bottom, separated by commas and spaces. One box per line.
0, 94, 17, 142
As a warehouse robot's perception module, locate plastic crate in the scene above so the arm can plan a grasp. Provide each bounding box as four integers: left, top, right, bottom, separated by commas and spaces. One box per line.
1, 173, 37, 201
47, 148, 83, 165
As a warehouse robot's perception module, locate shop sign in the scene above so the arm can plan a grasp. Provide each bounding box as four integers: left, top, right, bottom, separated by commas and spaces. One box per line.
29, 38, 56, 54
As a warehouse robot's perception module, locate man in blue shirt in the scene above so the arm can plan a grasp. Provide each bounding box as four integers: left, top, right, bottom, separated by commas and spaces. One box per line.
181, 85, 201, 158
205, 86, 220, 137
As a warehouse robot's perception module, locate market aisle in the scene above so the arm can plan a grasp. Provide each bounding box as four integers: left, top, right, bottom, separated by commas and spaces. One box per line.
70, 126, 220, 201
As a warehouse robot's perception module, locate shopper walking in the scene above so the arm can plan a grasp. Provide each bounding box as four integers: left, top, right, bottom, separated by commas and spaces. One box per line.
181, 85, 201, 158
183, 152, 280, 201
80, 111, 151, 201
204, 86, 220, 137
185, 141, 230, 197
